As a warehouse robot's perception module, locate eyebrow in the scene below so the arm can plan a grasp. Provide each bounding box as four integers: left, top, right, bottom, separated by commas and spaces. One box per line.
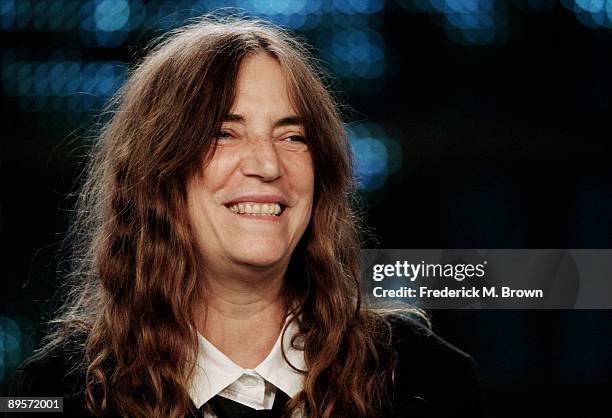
222, 113, 303, 129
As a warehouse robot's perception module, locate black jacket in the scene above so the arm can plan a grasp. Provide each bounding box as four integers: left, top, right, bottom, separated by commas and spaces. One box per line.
7, 315, 484, 417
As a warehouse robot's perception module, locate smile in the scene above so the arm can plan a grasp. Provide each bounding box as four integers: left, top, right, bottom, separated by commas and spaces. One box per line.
226, 202, 284, 216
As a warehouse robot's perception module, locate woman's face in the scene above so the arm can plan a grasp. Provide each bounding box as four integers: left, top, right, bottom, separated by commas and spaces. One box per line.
187, 52, 314, 275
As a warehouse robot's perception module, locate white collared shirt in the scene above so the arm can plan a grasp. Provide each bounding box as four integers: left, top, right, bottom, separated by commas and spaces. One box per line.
188, 318, 306, 417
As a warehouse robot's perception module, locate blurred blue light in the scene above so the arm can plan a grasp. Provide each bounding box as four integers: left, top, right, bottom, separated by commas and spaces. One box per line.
94, 27, 130, 46
347, 123, 400, 192
590, 9, 607, 25
575, 0, 604, 13
327, 29, 385, 79
80, 1, 96, 31
362, 0, 385, 14
1, 57, 126, 114
447, 11, 474, 29
150, 0, 199, 31
128, 0, 146, 30
48, 62, 66, 95
334, 0, 384, 14
303, 0, 324, 13
65, 2, 82, 30
431, 0, 446, 12
78, 0, 135, 46
563, 0, 612, 28
95, 0, 130, 31
32, 0, 46, 31
0, 0, 15, 30
248, 0, 307, 15
351, 137, 389, 190
15, 0, 31, 30
573, 5, 603, 27
0, 316, 23, 383
301, 13, 322, 29
64, 62, 82, 95
333, 0, 352, 14
281, 12, 308, 29
0, 340, 4, 382
446, 0, 478, 13
481, 0, 495, 12
397, 0, 508, 45
81, 62, 99, 94
0, 0, 374, 34
34, 63, 50, 96
47, 1, 65, 31
96, 62, 118, 96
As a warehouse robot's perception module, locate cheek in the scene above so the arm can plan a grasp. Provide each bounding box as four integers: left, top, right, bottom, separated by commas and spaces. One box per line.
195, 150, 240, 201
289, 153, 315, 206
200, 159, 226, 192
186, 177, 207, 232
304, 156, 315, 198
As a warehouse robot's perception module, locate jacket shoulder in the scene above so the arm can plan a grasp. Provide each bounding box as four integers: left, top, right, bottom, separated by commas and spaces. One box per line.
7, 338, 90, 417
385, 312, 484, 418
387, 313, 473, 362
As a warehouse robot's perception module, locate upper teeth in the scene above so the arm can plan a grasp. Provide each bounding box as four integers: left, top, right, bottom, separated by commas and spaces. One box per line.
228, 202, 282, 216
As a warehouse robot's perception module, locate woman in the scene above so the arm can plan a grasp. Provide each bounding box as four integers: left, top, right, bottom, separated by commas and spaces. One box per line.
9, 16, 483, 418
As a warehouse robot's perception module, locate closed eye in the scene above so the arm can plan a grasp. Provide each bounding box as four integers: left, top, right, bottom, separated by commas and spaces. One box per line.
284, 135, 306, 143
216, 130, 233, 139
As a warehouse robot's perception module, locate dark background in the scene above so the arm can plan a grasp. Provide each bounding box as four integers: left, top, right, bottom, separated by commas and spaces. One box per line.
1, 1, 611, 416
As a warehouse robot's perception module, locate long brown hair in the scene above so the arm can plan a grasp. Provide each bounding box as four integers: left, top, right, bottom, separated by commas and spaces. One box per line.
46, 15, 422, 417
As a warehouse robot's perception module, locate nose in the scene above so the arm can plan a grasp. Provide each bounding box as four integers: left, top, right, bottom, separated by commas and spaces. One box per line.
240, 136, 282, 181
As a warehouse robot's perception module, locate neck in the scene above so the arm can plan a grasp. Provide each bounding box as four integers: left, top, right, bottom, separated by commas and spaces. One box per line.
196, 264, 287, 368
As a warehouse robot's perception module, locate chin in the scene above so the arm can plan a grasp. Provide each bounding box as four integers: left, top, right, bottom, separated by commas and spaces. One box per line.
231, 245, 289, 269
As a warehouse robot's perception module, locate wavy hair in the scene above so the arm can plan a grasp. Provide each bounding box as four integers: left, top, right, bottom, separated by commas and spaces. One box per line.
45, 15, 424, 418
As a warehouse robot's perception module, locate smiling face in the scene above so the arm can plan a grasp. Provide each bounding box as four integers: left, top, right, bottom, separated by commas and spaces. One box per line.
187, 52, 314, 276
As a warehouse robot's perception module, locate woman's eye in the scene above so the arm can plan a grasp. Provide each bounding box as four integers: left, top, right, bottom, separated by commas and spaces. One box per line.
216, 130, 233, 140
284, 135, 306, 143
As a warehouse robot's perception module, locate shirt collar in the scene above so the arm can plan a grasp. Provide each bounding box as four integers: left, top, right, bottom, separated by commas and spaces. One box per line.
188, 317, 306, 409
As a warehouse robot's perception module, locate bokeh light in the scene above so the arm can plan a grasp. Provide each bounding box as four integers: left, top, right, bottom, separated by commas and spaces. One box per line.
0, 1, 385, 51
398, 0, 510, 45
564, 0, 612, 28
0, 316, 23, 384
1, 0, 393, 122
4, 1, 610, 126
2, 52, 127, 115
79, 0, 137, 47
347, 123, 402, 192
0, 0, 16, 31
322, 29, 386, 79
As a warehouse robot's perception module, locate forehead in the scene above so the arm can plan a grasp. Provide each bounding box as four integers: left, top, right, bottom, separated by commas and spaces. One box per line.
230, 52, 297, 117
